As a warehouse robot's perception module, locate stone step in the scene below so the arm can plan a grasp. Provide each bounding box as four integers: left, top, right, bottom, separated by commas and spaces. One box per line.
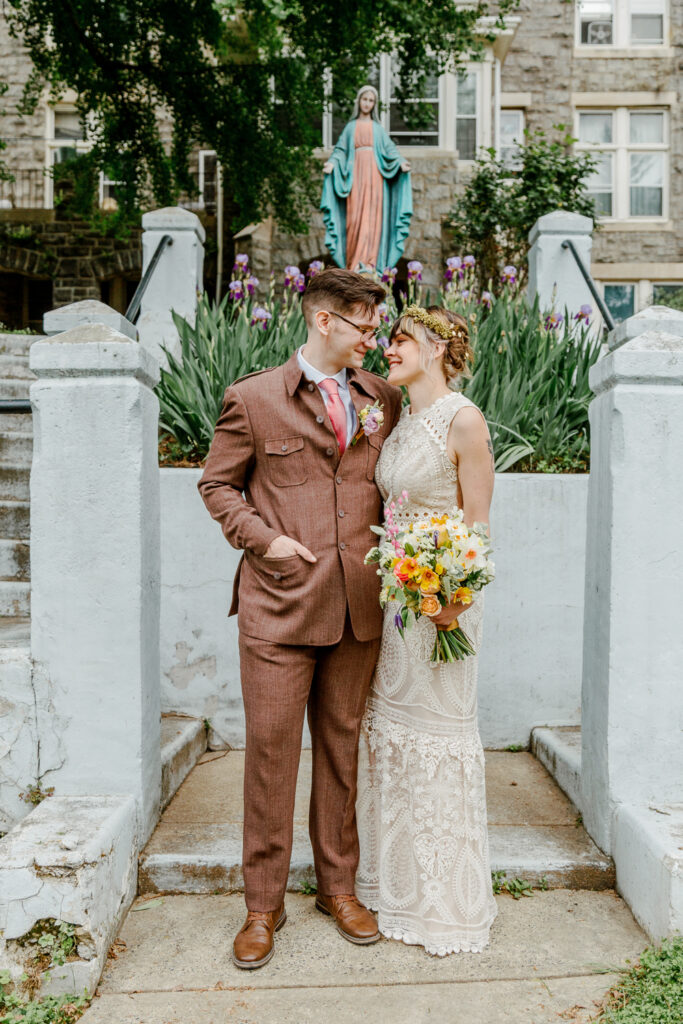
0, 432, 33, 463
0, 378, 31, 400
0, 538, 30, 580
0, 413, 33, 435
160, 715, 208, 811
0, 499, 30, 539
0, 463, 29, 501
0, 333, 40, 357
0, 615, 30, 647
0, 361, 34, 380
139, 751, 615, 895
532, 726, 583, 814
0, 579, 30, 616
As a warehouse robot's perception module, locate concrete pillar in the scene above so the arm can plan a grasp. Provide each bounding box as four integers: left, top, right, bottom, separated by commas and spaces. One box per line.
527, 210, 594, 315
29, 300, 161, 843
137, 206, 205, 364
581, 313, 683, 854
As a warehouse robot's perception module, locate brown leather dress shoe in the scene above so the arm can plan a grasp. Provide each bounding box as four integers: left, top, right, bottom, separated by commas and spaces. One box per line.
232, 904, 286, 969
315, 893, 380, 945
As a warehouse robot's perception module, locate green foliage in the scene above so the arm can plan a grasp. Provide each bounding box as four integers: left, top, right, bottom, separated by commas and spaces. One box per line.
462, 289, 602, 473
0, 969, 87, 1024
17, 921, 76, 969
448, 127, 599, 286
18, 784, 54, 806
3, 0, 519, 233
299, 879, 318, 895
592, 937, 683, 1024
156, 293, 307, 459
491, 871, 536, 899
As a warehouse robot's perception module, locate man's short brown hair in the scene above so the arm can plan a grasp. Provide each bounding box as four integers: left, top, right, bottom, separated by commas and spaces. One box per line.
301, 268, 386, 326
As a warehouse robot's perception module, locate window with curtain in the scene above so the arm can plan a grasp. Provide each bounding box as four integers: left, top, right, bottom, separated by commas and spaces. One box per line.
500, 109, 524, 171
577, 108, 667, 220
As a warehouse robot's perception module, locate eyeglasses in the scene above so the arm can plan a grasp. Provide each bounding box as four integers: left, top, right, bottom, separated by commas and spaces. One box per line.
328, 311, 379, 342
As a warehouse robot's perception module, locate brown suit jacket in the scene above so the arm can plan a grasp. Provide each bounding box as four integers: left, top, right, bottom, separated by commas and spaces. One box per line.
198, 351, 403, 645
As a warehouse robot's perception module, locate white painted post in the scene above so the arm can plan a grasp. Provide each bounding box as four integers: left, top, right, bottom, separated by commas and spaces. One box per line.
29, 300, 161, 843
137, 206, 205, 364
581, 314, 683, 856
527, 210, 594, 316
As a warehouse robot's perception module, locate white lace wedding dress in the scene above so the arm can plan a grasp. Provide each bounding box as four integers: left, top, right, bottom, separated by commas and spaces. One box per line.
356, 391, 497, 956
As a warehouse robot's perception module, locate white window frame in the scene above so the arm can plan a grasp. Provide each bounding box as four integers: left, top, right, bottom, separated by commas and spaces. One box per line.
499, 108, 525, 170
575, 106, 669, 223
575, 0, 668, 50
44, 103, 91, 209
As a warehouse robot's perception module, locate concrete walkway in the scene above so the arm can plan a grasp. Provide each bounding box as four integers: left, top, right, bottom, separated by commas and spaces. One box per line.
139, 751, 614, 894
80, 889, 646, 1023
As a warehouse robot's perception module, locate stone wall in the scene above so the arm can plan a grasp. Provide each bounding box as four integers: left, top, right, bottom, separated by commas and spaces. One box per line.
502, 0, 683, 268
238, 152, 460, 290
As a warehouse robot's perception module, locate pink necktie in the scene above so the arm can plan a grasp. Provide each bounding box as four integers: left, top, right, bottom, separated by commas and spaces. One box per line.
319, 378, 348, 455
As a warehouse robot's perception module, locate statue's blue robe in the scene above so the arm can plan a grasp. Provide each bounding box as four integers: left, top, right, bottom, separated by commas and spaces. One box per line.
321, 119, 413, 271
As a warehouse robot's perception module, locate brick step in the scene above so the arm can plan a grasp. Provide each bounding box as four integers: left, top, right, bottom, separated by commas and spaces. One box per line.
0, 379, 31, 400
0, 579, 30, 617
139, 751, 615, 895
0, 433, 33, 463
0, 334, 40, 358
0, 500, 30, 539
0, 538, 30, 581
0, 414, 33, 434
0, 463, 29, 501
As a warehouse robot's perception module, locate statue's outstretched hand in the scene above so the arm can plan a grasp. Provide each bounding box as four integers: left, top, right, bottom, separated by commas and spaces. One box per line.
401, 161, 411, 173
323, 161, 333, 174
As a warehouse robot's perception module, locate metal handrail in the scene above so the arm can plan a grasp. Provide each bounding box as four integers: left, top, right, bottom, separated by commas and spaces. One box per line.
0, 399, 31, 413
561, 239, 615, 332
125, 233, 173, 324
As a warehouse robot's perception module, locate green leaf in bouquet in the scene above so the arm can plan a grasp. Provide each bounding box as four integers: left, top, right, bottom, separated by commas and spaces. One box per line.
404, 543, 415, 557
365, 548, 381, 563
370, 525, 386, 536
405, 607, 416, 629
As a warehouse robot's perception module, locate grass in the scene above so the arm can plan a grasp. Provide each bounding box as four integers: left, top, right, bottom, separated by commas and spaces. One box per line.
0, 971, 88, 1024
590, 936, 683, 1023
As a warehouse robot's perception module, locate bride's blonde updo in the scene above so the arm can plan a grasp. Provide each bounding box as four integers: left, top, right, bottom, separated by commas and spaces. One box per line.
388, 304, 473, 385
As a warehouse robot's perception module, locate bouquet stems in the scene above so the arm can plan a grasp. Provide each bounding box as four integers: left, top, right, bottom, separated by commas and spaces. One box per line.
432, 625, 476, 663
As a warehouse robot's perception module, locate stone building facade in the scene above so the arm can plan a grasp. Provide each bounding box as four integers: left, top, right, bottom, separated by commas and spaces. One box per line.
0, 3, 681, 324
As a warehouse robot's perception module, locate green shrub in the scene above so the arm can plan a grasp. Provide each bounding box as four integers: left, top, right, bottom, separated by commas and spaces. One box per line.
592, 936, 683, 1024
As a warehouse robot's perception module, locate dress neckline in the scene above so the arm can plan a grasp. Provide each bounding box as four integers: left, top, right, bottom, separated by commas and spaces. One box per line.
404, 391, 458, 419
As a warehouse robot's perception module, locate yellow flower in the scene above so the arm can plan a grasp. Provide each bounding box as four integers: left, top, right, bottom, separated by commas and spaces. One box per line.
420, 595, 441, 617
419, 569, 441, 594
435, 563, 445, 575
455, 586, 473, 605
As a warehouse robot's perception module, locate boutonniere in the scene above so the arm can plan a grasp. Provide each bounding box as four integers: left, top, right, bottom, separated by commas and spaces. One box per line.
351, 401, 384, 446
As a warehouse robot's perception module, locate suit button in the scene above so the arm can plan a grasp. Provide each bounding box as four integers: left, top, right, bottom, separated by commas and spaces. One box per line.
308, 383, 315, 392
326, 447, 334, 456
316, 415, 324, 424
336, 476, 342, 485
338, 510, 345, 517
281, 444, 288, 452
273, 572, 282, 580
339, 542, 346, 550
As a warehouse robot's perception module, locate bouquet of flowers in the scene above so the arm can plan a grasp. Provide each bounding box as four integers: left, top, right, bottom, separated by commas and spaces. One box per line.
365, 493, 495, 663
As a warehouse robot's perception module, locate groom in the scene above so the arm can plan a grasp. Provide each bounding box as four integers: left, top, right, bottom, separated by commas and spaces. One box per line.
198, 268, 401, 968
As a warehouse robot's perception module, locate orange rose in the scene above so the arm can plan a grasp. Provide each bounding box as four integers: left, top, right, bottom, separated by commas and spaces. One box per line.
419, 569, 441, 594
420, 595, 441, 617
394, 557, 419, 584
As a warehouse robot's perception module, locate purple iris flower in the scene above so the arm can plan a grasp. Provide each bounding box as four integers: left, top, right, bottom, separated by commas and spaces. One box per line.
233, 253, 249, 272
544, 312, 564, 331
463, 254, 476, 268
382, 266, 398, 284
229, 280, 244, 301
480, 291, 493, 309
250, 306, 272, 329
394, 611, 404, 631
407, 260, 423, 282
307, 260, 324, 278
245, 275, 259, 296
501, 265, 517, 285
574, 303, 592, 322
284, 265, 301, 288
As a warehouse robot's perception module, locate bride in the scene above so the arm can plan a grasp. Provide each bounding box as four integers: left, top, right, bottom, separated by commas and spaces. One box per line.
356, 304, 497, 956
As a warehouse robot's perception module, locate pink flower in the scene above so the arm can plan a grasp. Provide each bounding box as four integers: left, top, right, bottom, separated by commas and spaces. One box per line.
364, 413, 381, 434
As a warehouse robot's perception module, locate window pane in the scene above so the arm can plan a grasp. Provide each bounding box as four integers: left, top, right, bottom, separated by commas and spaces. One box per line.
391, 65, 438, 101
500, 111, 524, 171
54, 111, 84, 141
630, 151, 663, 186
652, 284, 683, 312
587, 152, 613, 188
604, 284, 635, 323
579, 112, 613, 144
630, 112, 664, 144
630, 152, 664, 215
456, 117, 476, 161
456, 72, 477, 116
592, 191, 613, 216
631, 15, 664, 43
579, 0, 613, 43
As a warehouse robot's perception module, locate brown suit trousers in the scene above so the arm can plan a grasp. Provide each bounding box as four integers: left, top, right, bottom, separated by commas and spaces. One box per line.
198, 352, 402, 909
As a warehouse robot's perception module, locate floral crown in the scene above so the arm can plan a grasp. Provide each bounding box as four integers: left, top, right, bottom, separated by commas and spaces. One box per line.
403, 304, 464, 342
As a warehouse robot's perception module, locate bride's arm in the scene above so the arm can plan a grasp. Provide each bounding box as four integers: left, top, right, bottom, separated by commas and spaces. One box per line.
431, 407, 494, 629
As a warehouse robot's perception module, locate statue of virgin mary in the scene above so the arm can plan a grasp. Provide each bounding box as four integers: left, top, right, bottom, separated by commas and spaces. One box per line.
321, 85, 413, 272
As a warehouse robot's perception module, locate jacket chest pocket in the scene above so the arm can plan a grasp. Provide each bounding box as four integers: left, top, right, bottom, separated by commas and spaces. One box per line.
265, 436, 307, 486
366, 433, 384, 481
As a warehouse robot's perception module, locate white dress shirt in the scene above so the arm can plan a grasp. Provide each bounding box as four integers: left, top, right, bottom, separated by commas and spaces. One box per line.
297, 346, 358, 447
